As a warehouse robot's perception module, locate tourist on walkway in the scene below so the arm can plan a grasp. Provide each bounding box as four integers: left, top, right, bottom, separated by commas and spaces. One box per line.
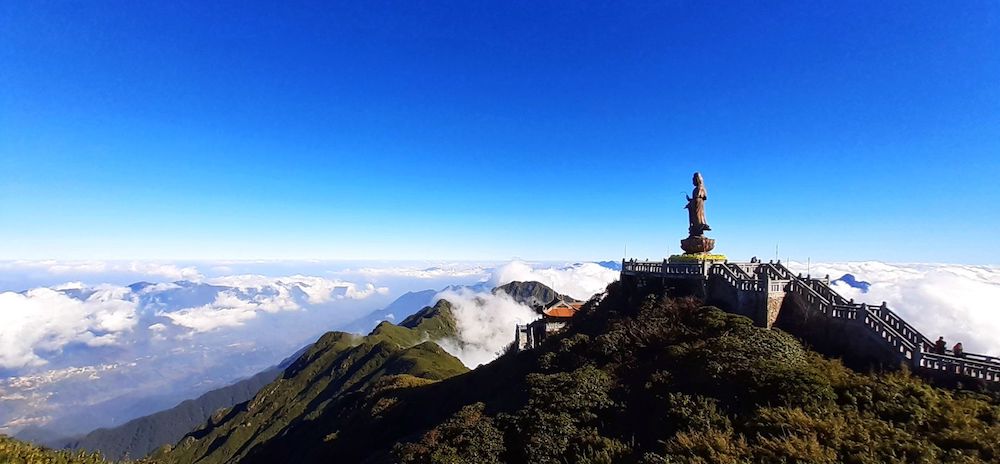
934, 336, 947, 354
953, 342, 965, 357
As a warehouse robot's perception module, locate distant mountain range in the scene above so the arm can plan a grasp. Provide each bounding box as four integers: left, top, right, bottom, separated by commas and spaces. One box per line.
25, 287, 439, 459
343, 278, 564, 334
63, 369, 280, 460
343, 289, 438, 334
3, 275, 383, 441
493, 280, 577, 310
17, 280, 569, 460
152, 298, 467, 463
832, 273, 872, 292
595, 260, 623, 271
53, 345, 309, 460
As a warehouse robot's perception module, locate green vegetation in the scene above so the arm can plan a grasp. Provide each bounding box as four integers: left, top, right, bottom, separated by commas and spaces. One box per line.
151, 299, 467, 464
394, 283, 1000, 463
152, 280, 1000, 463
0, 435, 115, 464
667, 253, 727, 263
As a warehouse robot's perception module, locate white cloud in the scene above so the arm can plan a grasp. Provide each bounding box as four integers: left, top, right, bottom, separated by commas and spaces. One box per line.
489, 261, 618, 301
159, 289, 300, 333
156, 273, 388, 333
788, 262, 1000, 356
0, 287, 138, 369
138, 282, 182, 294
51, 282, 86, 291
205, 274, 388, 303
351, 265, 490, 280
0, 269, 396, 435
0, 272, 388, 369
0, 260, 203, 282
124, 262, 203, 281
434, 287, 540, 368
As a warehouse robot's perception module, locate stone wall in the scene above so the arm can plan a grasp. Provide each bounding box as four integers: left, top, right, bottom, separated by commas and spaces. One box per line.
775, 291, 907, 370
703, 275, 905, 369
765, 291, 785, 328
705, 275, 771, 327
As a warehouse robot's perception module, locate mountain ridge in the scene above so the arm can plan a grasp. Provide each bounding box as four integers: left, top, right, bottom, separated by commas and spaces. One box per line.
152, 299, 467, 464
492, 280, 576, 310
156, 279, 1000, 463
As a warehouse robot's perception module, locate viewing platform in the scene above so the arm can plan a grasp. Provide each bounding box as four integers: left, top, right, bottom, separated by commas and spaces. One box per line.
620, 259, 711, 279
620, 258, 1000, 386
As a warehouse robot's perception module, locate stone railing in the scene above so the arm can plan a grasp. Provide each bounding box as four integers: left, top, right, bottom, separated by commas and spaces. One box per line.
830, 304, 860, 319
919, 352, 1000, 383
785, 278, 838, 319
621, 260, 666, 274
620, 259, 704, 277
863, 303, 927, 350
772, 262, 998, 381
710, 263, 763, 291
726, 263, 757, 279
758, 262, 795, 280
806, 278, 851, 306
621, 259, 1000, 383
781, 268, 920, 359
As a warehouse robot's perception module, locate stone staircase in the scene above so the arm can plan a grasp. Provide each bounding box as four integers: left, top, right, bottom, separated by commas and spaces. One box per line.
621, 259, 1000, 384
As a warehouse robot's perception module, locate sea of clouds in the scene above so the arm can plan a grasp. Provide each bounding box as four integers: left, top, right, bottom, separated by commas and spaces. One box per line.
788, 261, 1000, 357
0, 259, 615, 437
435, 261, 620, 367
1, 258, 997, 440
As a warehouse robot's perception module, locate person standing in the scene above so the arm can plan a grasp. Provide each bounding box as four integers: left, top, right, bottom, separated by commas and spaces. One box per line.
953, 342, 965, 357
934, 336, 947, 354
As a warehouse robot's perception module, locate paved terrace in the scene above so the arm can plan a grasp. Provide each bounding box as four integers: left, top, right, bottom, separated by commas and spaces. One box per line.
622, 259, 1000, 384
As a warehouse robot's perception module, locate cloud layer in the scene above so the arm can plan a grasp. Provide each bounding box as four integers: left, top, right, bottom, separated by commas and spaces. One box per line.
6, 259, 995, 439
434, 288, 540, 368
2, 260, 203, 281
789, 262, 1000, 356
0, 272, 391, 436
489, 261, 619, 301
0, 275, 388, 370
0, 286, 138, 369
434, 261, 619, 368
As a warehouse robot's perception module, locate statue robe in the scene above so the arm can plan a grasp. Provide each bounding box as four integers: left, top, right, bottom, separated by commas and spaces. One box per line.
687, 185, 708, 229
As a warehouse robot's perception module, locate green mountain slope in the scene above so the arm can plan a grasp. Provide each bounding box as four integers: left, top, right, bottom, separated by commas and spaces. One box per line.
152, 299, 466, 464
156, 281, 1000, 463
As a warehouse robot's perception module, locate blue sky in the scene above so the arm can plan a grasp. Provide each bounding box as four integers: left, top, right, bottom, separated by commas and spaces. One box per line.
1, 2, 998, 263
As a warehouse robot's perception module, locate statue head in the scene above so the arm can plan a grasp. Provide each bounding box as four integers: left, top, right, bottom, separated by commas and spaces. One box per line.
692, 172, 703, 186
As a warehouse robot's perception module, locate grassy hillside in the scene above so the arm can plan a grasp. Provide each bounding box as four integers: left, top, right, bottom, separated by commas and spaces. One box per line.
0, 435, 115, 464
151, 299, 466, 464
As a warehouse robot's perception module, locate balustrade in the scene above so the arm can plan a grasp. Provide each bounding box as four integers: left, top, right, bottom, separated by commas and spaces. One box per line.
621, 260, 1000, 382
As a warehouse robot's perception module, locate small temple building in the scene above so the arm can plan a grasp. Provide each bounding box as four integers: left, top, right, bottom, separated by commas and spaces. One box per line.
515, 298, 584, 351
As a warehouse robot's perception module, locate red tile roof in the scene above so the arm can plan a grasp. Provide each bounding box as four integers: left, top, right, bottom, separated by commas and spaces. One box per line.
543, 301, 583, 318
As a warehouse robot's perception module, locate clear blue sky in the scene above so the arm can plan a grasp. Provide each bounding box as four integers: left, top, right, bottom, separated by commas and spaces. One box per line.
1, 2, 998, 263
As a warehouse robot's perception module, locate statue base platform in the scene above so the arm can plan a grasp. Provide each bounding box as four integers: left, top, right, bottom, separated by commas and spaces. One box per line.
669, 253, 727, 264
680, 235, 715, 253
